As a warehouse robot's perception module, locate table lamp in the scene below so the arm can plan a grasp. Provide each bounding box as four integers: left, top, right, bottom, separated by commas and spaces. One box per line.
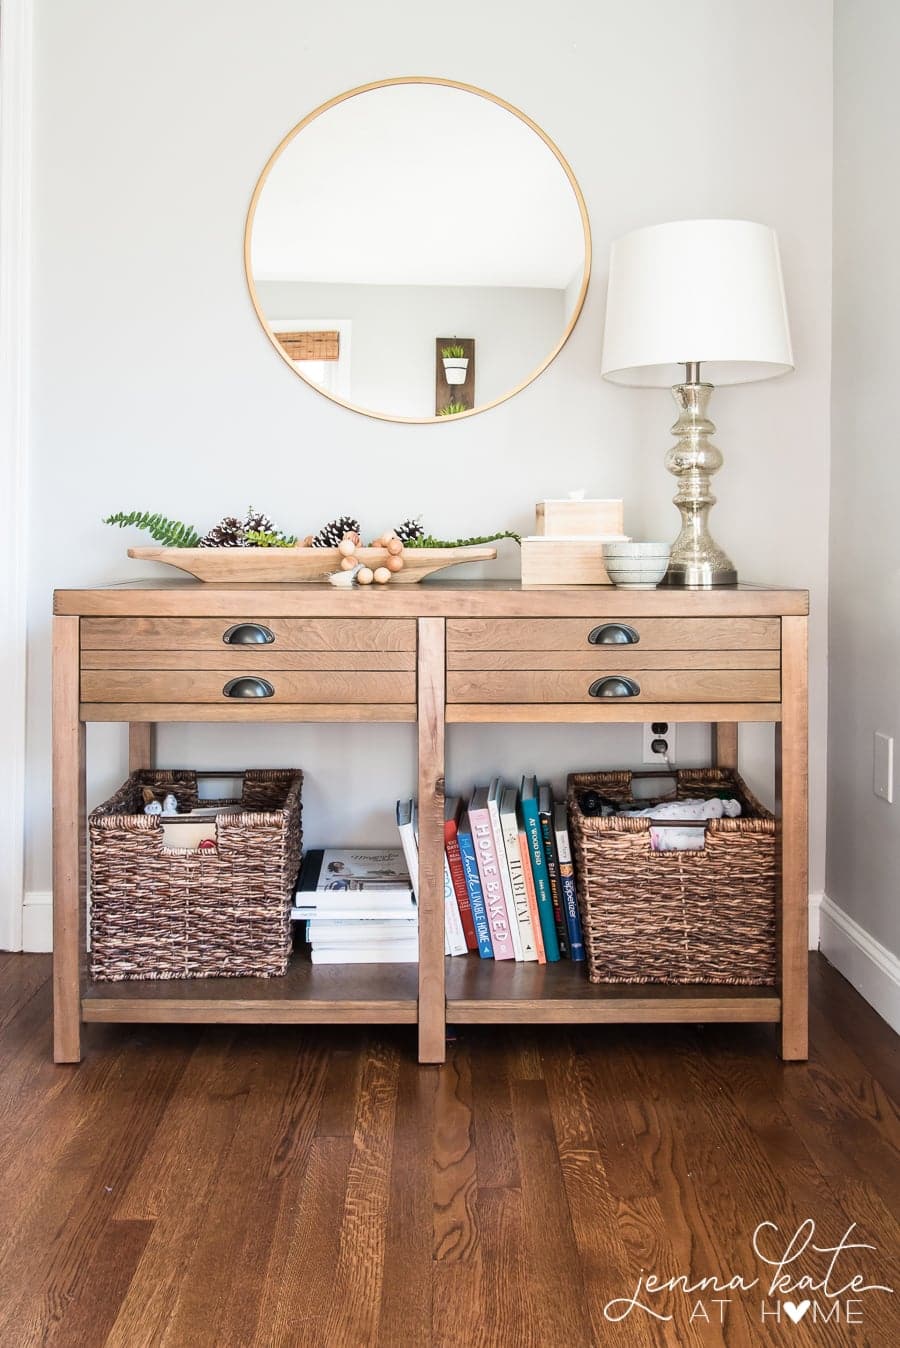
601, 219, 793, 586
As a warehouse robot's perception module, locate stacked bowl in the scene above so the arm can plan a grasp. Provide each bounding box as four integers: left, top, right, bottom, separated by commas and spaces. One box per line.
602, 541, 671, 589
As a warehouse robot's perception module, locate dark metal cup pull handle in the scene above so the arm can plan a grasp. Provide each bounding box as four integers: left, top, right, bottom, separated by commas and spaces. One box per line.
587, 623, 639, 645
223, 677, 275, 699
588, 676, 641, 699
222, 623, 275, 645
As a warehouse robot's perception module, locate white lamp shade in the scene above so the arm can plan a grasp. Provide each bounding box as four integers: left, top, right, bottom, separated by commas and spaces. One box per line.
601, 219, 794, 387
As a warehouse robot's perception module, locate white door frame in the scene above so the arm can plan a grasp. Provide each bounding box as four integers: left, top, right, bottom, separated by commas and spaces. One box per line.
0, 0, 33, 950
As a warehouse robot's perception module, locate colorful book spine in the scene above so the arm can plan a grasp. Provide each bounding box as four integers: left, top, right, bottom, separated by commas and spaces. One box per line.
554, 801, 585, 961
468, 797, 515, 960
499, 787, 538, 960
457, 815, 494, 959
518, 828, 546, 963
487, 779, 524, 960
519, 777, 560, 961
539, 786, 569, 958
444, 855, 467, 955
445, 799, 478, 951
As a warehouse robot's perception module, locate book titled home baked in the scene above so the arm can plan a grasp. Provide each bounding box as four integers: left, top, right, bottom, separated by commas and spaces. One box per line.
468, 786, 514, 959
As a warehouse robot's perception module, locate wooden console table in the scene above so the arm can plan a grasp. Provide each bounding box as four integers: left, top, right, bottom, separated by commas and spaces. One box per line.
52, 580, 808, 1065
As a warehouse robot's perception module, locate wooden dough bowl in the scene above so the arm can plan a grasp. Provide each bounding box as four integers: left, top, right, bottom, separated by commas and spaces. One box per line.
128, 545, 498, 583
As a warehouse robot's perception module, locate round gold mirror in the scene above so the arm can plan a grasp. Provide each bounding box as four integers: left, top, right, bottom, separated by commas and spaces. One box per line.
245, 77, 591, 423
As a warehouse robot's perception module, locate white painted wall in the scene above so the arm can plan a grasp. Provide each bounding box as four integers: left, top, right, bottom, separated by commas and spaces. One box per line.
257, 279, 567, 415
0, 0, 33, 951
19, 0, 832, 927
826, 2, 900, 978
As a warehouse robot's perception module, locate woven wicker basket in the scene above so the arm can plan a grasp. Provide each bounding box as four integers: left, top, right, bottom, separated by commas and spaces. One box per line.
89, 769, 302, 981
567, 768, 776, 985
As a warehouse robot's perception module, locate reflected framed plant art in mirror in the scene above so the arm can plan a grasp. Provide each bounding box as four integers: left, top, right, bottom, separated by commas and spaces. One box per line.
244, 77, 591, 423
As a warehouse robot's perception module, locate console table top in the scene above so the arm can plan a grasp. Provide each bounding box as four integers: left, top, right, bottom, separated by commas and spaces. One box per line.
55, 578, 809, 618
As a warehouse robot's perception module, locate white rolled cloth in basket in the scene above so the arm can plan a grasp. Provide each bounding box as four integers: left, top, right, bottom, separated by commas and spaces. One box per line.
620, 796, 742, 851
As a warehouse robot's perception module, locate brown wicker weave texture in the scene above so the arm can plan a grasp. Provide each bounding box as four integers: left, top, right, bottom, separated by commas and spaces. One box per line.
567, 768, 776, 985
89, 769, 302, 981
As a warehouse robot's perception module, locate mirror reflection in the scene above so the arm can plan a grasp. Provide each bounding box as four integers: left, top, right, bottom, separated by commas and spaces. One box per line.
245, 79, 590, 421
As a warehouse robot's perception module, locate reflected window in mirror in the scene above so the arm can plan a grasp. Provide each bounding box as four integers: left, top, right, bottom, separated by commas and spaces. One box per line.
269, 318, 352, 400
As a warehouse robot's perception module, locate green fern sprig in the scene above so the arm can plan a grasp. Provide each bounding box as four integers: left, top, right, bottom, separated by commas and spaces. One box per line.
103, 511, 201, 548
403, 530, 521, 549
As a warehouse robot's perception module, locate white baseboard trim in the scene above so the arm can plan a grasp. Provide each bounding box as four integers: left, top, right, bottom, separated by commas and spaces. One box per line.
22, 891, 51, 953
819, 894, 900, 1034
18, 889, 828, 959
808, 891, 822, 951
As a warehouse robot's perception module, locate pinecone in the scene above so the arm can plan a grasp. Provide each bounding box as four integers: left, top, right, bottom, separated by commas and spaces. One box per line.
394, 517, 424, 544
244, 506, 274, 534
310, 515, 360, 548
199, 515, 245, 547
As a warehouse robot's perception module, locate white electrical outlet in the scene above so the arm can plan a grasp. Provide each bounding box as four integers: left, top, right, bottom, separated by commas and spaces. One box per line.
874, 732, 894, 803
642, 722, 677, 765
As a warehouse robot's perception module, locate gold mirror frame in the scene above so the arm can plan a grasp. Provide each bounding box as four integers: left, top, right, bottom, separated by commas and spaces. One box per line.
244, 76, 592, 424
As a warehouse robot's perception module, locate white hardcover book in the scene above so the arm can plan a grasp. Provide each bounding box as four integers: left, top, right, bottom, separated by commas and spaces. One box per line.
310, 942, 418, 965
487, 778, 524, 960
499, 786, 539, 960
444, 854, 467, 955
292, 904, 416, 921
395, 800, 420, 899
401, 798, 452, 956
306, 919, 418, 944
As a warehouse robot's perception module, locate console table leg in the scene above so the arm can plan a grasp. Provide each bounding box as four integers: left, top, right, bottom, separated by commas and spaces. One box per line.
713, 721, 738, 770
128, 722, 155, 772
52, 616, 85, 1063
776, 616, 809, 1060
417, 617, 446, 1064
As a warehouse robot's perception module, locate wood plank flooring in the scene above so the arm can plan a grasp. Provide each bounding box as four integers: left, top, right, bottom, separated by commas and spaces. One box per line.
0, 953, 897, 1347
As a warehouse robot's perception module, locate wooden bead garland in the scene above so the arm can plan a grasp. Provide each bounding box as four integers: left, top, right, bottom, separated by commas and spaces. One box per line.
335, 529, 406, 584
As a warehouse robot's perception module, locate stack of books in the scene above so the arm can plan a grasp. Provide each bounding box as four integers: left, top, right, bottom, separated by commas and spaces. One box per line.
397, 777, 584, 962
292, 848, 417, 964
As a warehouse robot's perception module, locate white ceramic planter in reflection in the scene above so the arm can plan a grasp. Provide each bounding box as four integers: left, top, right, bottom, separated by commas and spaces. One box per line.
443, 357, 469, 385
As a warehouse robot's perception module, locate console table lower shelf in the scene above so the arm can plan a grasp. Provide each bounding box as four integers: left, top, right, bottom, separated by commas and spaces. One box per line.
80, 955, 781, 1028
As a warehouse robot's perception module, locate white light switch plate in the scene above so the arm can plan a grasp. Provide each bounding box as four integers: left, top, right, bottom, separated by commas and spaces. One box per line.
874, 732, 894, 803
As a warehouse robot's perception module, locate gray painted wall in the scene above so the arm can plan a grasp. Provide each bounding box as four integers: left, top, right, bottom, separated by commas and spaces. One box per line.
827, 0, 900, 957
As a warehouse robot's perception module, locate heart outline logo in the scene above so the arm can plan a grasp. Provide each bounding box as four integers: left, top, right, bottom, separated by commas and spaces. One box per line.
783, 1300, 811, 1323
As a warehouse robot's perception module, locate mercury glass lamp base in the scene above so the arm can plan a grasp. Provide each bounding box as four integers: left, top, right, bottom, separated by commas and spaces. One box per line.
661, 561, 738, 588
662, 379, 738, 589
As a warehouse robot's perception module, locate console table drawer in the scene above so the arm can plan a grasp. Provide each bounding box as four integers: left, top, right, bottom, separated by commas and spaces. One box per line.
81, 669, 415, 705
80, 617, 416, 653
447, 617, 780, 652
447, 669, 780, 704
448, 649, 779, 671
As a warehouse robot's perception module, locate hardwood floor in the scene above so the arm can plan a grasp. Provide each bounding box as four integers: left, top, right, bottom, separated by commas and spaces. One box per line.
0, 953, 897, 1347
